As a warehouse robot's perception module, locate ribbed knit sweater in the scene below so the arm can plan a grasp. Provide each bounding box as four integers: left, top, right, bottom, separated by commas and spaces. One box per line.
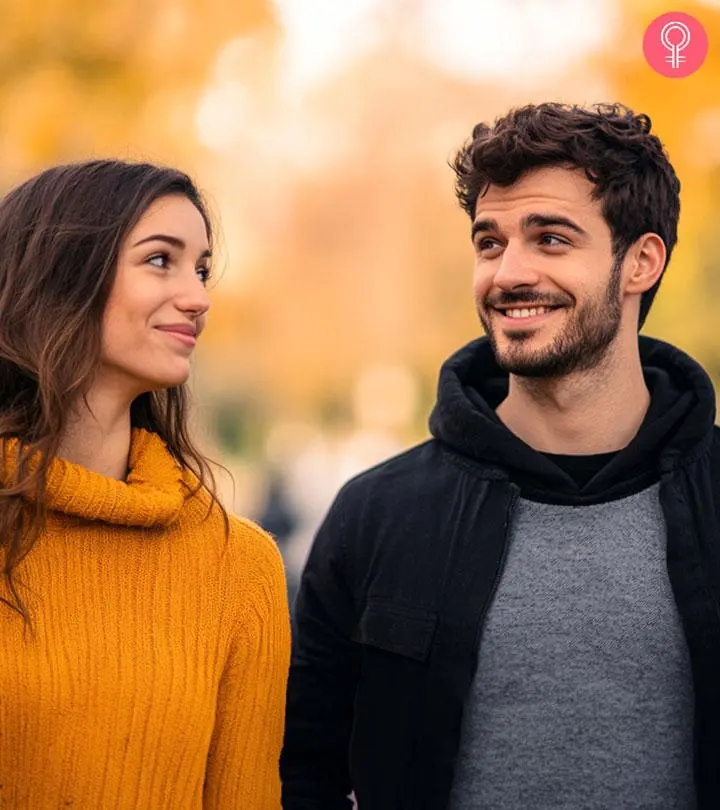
0, 429, 291, 809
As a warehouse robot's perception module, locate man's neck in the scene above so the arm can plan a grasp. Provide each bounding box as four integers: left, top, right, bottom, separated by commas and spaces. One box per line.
58, 389, 133, 480
495, 350, 651, 456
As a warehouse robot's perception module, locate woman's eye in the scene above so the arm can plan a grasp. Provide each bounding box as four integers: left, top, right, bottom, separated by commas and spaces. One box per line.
147, 253, 170, 268
197, 267, 211, 284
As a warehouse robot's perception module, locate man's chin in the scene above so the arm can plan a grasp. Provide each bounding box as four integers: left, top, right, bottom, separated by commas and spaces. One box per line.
492, 342, 570, 378
502, 363, 560, 379
490, 328, 548, 357
484, 322, 572, 376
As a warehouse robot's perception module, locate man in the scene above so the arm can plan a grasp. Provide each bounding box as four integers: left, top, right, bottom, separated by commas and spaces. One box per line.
281, 103, 720, 810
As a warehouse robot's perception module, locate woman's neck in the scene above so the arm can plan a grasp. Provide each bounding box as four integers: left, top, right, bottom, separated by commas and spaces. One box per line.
58, 391, 133, 480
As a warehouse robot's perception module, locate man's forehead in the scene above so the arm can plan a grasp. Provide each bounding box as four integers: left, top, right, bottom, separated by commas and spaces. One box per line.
474, 167, 597, 219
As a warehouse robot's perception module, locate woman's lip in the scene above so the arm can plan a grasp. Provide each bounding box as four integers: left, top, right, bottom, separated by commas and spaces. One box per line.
155, 327, 197, 346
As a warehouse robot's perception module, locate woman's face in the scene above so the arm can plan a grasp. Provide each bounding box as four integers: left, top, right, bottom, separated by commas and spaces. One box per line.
99, 194, 212, 399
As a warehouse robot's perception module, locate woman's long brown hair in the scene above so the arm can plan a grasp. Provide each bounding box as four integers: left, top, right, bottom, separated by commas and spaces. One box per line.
0, 160, 228, 623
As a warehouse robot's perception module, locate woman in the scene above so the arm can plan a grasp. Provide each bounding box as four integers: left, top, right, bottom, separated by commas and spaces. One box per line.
0, 160, 291, 808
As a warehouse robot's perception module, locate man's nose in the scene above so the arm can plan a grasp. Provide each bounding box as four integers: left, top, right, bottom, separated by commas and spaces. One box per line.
492, 242, 541, 290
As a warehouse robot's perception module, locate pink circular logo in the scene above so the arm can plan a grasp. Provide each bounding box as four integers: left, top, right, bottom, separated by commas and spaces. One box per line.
643, 12, 708, 77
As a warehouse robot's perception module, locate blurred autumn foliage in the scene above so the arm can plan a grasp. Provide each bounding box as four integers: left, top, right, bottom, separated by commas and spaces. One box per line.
0, 0, 274, 172
1, 0, 718, 460
597, 0, 720, 381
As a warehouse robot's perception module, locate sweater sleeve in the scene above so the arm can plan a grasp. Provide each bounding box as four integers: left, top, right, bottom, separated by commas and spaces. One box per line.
203, 522, 291, 810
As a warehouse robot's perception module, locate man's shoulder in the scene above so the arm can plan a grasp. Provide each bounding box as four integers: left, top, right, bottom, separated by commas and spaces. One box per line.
687, 424, 720, 481
332, 437, 487, 514
316, 440, 474, 566
711, 424, 720, 457
346, 438, 437, 480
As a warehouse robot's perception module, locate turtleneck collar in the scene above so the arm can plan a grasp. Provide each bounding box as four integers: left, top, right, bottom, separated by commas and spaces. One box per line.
1, 428, 188, 527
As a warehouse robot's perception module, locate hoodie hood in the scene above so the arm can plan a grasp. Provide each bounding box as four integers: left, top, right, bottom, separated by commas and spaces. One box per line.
429, 336, 717, 504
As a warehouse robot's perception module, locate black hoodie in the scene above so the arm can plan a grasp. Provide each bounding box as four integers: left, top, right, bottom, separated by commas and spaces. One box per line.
282, 336, 720, 810
430, 335, 716, 503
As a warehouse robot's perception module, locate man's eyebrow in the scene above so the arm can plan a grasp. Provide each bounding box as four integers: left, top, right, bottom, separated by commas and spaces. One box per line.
470, 218, 500, 239
522, 213, 589, 238
132, 233, 212, 258
470, 213, 590, 241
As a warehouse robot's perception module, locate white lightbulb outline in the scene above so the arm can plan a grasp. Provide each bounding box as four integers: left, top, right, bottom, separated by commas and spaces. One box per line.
660, 20, 691, 69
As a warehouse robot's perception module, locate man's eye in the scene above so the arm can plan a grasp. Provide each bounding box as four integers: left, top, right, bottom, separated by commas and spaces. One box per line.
540, 235, 568, 247
476, 238, 501, 252
147, 253, 169, 268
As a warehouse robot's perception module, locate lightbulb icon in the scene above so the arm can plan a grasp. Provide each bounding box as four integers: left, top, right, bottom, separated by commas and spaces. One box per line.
660, 20, 691, 69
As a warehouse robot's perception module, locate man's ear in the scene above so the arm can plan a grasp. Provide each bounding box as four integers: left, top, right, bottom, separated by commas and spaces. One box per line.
623, 233, 666, 294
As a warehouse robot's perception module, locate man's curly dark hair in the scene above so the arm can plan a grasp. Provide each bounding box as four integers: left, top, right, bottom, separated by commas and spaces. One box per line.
452, 103, 681, 329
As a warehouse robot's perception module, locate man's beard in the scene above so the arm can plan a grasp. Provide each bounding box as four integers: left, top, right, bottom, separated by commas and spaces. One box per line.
478, 259, 623, 379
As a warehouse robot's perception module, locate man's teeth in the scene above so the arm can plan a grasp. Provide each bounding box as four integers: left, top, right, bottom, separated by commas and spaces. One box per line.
504, 306, 553, 319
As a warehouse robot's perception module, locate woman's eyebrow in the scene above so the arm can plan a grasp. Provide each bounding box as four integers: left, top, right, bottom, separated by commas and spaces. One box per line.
132, 233, 212, 259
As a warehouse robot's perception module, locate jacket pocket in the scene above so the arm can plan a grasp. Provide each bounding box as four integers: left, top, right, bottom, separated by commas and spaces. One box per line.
355, 601, 437, 662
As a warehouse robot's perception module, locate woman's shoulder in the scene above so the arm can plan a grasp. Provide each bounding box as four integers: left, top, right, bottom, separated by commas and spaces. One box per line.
226, 513, 284, 573
221, 514, 287, 623
179, 481, 285, 589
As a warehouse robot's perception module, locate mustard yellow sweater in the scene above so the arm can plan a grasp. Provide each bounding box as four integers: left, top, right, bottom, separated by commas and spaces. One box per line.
0, 429, 291, 809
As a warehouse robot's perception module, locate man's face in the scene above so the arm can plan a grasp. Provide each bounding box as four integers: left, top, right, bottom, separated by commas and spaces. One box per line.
472, 166, 625, 378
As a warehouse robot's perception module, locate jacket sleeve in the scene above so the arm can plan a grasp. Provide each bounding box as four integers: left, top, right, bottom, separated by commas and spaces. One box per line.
204, 527, 292, 809
281, 493, 360, 809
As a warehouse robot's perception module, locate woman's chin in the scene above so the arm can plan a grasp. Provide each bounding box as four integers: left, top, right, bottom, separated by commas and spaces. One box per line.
132, 369, 192, 396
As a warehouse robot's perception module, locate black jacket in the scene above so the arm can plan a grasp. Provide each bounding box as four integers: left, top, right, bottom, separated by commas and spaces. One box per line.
281, 336, 720, 810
